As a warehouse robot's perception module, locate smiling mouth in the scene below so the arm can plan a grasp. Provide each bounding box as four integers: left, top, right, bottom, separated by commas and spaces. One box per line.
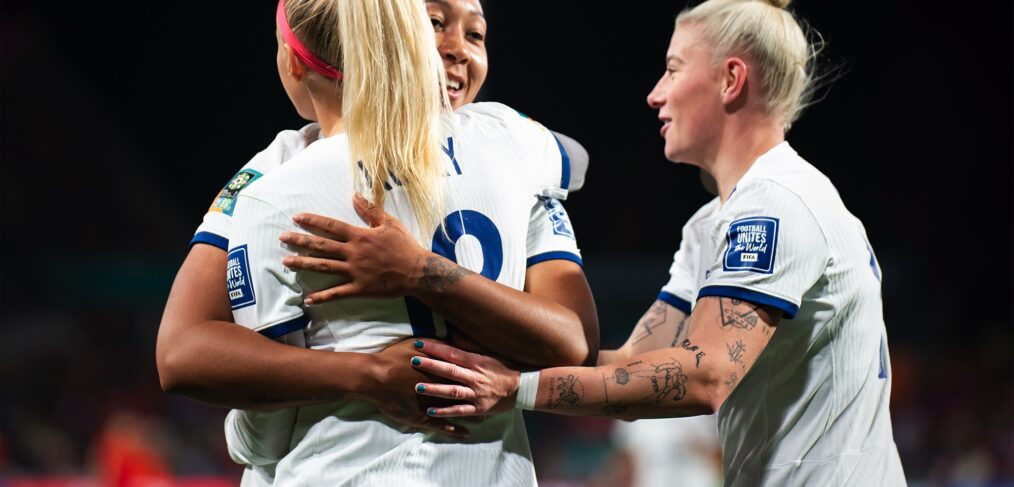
446, 79, 464, 99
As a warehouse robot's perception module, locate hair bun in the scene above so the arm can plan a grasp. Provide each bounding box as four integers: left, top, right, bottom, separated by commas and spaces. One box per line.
764, 0, 791, 8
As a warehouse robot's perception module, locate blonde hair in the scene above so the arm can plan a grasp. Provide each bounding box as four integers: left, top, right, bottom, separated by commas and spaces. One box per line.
677, 0, 820, 130
286, 0, 449, 236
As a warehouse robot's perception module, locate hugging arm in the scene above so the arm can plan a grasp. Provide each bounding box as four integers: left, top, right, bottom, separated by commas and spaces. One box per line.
412, 296, 778, 419
280, 195, 599, 367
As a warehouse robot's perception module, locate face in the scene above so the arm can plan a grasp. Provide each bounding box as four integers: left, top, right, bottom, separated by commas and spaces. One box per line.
427, 0, 488, 108
276, 28, 317, 121
646, 24, 725, 165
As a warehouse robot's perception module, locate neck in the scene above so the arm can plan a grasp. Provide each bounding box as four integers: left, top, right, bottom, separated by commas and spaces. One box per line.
701, 115, 785, 203
308, 84, 345, 137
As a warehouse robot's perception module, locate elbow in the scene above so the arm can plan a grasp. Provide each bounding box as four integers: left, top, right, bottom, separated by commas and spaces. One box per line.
155, 338, 188, 395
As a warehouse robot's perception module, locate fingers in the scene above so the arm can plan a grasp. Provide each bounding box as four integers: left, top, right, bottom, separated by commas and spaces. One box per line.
279, 231, 348, 258
414, 382, 477, 401
411, 355, 474, 384
292, 213, 355, 240
352, 193, 386, 228
304, 285, 359, 305
425, 404, 480, 418
412, 340, 478, 367
282, 255, 350, 275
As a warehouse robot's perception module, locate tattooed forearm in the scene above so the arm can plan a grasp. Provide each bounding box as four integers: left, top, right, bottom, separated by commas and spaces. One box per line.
614, 368, 630, 385
602, 403, 629, 416
547, 374, 584, 409
727, 339, 746, 365
633, 302, 668, 344
418, 256, 470, 292
679, 339, 706, 368
724, 373, 739, 391
718, 297, 760, 330
649, 358, 688, 402
670, 315, 690, 347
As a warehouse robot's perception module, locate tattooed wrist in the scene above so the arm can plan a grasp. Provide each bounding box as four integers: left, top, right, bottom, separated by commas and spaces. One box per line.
417, 256, 470, 292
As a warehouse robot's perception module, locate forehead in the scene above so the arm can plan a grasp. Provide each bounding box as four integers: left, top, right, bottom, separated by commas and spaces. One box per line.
669, 23, 706, 60
427, 0, 484, 16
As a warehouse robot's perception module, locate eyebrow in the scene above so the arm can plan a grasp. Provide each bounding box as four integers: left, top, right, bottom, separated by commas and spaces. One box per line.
426, 0, 485, 18
667, 54, 685, 65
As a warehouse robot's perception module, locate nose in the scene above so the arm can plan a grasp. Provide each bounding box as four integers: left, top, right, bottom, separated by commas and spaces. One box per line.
646, 73, 667, 109
438, 27, 469, 66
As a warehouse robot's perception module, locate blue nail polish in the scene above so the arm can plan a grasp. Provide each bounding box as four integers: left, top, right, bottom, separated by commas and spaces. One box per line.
427, 407, 437, 416
416, 384, 426, 392
413, 340, 424, 349
411, 357, 422, 366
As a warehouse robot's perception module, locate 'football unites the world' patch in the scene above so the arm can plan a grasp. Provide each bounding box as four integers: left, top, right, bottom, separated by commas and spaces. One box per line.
723, 217, 779, 274
227, 245, 256, 310
209, 169, 263, 216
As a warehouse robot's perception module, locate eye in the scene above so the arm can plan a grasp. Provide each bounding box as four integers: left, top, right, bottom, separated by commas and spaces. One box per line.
430, 17, 445, 31
467, 30, 485, 42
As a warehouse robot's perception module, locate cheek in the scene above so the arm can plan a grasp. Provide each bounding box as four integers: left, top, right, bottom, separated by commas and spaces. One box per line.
469, 51, 488, 88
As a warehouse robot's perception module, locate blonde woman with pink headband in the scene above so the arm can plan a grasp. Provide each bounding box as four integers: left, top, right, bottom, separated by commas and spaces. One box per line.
157, 0, 597, 485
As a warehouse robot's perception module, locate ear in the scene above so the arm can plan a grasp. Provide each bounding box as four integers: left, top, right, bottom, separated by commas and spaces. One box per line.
720, 57, 748, 106
283, 44, 305, 81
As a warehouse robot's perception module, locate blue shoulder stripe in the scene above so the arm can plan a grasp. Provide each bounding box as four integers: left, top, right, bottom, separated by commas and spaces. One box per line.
191, 231, 228, 251
552, 134, 571, 191
527, 251, 583, 268
259, 315, 309, 339
697, 285, 799, 319
657, 291, 692, 315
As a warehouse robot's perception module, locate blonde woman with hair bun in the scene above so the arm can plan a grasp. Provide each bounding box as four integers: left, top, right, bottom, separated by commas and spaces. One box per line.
408, 0, 908, 485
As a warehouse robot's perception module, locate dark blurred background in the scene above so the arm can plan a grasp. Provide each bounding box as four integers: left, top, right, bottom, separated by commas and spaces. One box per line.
1, 1, 1011, 486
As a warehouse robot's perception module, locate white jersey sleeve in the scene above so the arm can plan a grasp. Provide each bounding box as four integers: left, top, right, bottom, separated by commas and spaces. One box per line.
525, 197, 582, 267
697, 180, 829, 318
459, 103, 572, 200
659, 238, 698, 315
227, 195, 308, 337
191, 124, 320, 250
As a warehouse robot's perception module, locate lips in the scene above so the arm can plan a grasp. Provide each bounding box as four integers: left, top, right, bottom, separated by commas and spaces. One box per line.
446, 74, 465, 102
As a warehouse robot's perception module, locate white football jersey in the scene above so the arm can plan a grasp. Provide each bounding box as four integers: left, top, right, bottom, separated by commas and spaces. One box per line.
227, 102, 579, 486
661, 142, 905, 486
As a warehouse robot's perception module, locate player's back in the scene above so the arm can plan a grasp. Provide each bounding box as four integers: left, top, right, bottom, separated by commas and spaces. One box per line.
228, 102, 569, 486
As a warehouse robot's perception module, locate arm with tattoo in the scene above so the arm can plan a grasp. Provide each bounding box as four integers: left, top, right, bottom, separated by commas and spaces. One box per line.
412, 296, 779, 420
597, 299, 690, 365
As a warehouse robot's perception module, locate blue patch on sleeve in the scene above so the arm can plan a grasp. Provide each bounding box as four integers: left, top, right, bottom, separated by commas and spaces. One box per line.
723, 217, 779, 274
227, 245, 256, 310
540, 197, 576, 239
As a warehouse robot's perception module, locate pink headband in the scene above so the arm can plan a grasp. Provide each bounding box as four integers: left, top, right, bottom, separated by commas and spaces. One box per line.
276, 0, 343, 80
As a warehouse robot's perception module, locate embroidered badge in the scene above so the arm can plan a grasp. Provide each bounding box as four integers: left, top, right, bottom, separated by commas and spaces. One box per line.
227, 245, 256, 310
209, 169, 263, 216
541, 197, 576, 239
723, 217, 779, 274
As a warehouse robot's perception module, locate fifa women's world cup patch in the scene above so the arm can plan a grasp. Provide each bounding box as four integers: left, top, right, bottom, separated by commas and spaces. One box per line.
227, 245, 256, 310
209, 169, 263, 216
723, 217, 779, 274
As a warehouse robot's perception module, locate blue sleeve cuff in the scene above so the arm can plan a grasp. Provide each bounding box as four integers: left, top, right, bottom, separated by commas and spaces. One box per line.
259, 314, 309, 339
552, 134, 571, 191
697, 285, 799, 319
656, 291, 692, 315
190, 231, 229, 251
527, 251, 583, 268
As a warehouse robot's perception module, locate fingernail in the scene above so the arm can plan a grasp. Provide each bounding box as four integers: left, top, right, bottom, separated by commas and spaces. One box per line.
411, 357, 422, 366
282, 256, 294, 266
427, 407, 437, 416
304, 297, 314, 306
292, 214, 305, 223
416, 384, 426, 393
413, 340, 424, 349
280, 231, 292, 241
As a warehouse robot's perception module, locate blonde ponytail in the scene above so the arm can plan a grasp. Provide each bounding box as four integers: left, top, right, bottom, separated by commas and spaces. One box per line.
338, 0, 448, 237
283, 0, 449, 237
